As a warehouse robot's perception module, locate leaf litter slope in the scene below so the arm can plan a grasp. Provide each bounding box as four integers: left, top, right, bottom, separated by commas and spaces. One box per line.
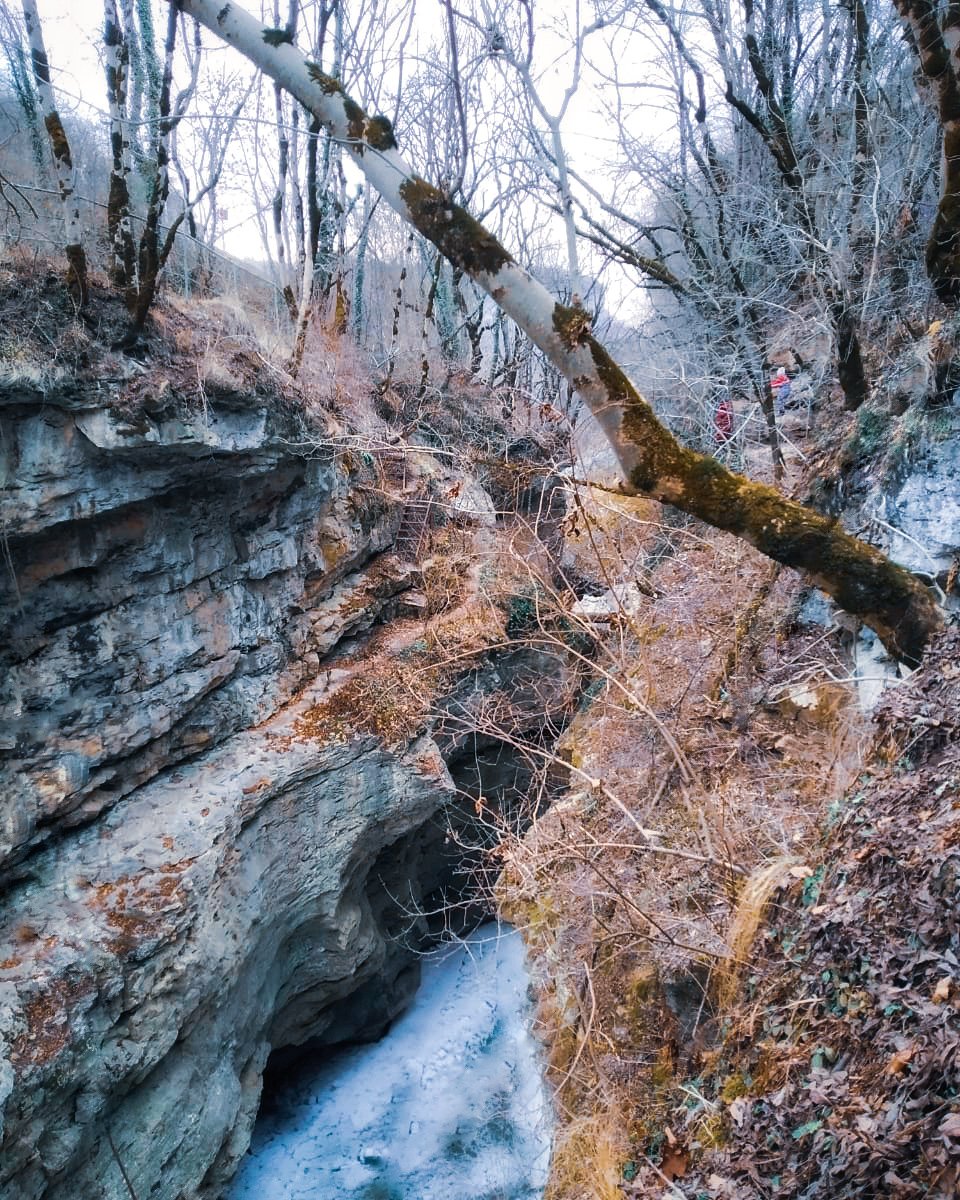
682, 627, 960, 1199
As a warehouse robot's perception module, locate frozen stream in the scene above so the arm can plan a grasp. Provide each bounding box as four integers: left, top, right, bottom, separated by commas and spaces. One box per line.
228, 924, 552, 1200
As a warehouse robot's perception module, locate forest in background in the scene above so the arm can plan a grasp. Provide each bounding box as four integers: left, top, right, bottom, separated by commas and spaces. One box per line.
3, 0, 955, 662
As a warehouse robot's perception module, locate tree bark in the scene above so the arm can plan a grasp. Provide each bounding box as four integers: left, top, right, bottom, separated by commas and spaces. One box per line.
164, 0, 943, 666
131, 2, 180, 332
893, 0, 960, 304
104, 0, 137, 293
21, 0, 88, 307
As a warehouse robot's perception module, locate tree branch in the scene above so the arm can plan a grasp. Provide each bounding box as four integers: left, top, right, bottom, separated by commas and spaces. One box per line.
161, 0, 943, 666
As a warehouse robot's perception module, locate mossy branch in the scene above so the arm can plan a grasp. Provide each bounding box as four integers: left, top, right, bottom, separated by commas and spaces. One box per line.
168, 0, 944, 664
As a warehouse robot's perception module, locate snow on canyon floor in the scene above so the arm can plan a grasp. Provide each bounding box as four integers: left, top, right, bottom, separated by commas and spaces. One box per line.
228, 923, 551, 1200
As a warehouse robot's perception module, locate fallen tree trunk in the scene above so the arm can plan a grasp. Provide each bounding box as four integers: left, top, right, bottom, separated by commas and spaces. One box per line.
165, 0, 943, 666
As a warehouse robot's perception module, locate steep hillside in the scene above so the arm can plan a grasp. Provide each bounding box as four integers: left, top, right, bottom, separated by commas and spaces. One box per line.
504, 320, 960, 1200
677, 629, 960, 1198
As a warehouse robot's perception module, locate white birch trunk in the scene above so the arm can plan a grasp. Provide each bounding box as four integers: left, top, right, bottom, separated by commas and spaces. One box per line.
104, 0, 137, 289
548, 119, 584, 302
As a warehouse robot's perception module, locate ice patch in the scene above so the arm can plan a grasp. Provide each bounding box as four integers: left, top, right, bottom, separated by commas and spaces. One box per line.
228, 923, 551, 1200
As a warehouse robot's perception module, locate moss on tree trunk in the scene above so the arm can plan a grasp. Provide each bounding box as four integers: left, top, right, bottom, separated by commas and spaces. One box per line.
166, 0, 946, 665
588, 338, 940, 667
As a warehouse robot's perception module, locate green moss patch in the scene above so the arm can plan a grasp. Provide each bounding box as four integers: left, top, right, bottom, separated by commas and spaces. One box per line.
398, 177, 513, 276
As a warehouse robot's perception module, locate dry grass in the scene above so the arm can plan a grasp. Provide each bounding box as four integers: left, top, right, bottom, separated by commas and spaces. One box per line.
419, 525, 475, 615
295, 651, 438, 747
0, 251, 101, 387
563, 485, 664, 589
295, 324, 384, 423
716, 855, 809, 1010
491, 486, 868, 1198
545, 1112, 628, 1200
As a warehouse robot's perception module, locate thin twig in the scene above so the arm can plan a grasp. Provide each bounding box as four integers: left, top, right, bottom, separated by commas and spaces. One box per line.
106, 1129, 139, 1200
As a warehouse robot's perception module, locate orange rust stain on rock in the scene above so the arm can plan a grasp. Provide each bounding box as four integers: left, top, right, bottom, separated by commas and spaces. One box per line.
12, 976, 95, 1072
159, 857, 194, 875
242, 777, 272, 795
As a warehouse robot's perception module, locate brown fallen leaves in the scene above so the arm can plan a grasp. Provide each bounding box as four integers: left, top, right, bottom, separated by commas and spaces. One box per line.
673, 628, 960, 1199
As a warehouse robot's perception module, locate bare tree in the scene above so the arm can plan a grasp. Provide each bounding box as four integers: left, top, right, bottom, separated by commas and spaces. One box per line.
129, 3, 201, 332
267, 0, 299, 319
99, 2, 246, 337
20, 0, 87, 306
0, 3, 45, 173
104, 0, 136, 292
465, 0, 624, 303
893, 0, 960, 304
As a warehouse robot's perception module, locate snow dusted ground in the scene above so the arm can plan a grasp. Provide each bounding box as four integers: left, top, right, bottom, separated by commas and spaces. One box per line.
228, 923, 552, 1200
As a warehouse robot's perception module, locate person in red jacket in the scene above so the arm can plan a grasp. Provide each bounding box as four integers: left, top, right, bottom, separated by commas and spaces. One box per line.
771, 365, 792, 414
714, 396, 734, 444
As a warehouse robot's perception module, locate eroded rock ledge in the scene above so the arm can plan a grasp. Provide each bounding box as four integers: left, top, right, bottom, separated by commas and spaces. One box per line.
0, 376, 569, 1199
0, 378, 405, 879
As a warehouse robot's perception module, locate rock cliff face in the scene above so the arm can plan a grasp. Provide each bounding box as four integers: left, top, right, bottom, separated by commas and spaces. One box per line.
866, 407, 960, 583
840, 404, 960, 706
0, 375, 562, 1199
0, 379, 404, 878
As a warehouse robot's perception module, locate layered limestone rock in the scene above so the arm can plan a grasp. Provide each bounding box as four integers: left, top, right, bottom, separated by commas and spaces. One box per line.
865, 405, 960, 582
0, 374, 565, 1199
0, 380, 401, 878
840, 403, 960, 706
0, 712, 456, 1200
